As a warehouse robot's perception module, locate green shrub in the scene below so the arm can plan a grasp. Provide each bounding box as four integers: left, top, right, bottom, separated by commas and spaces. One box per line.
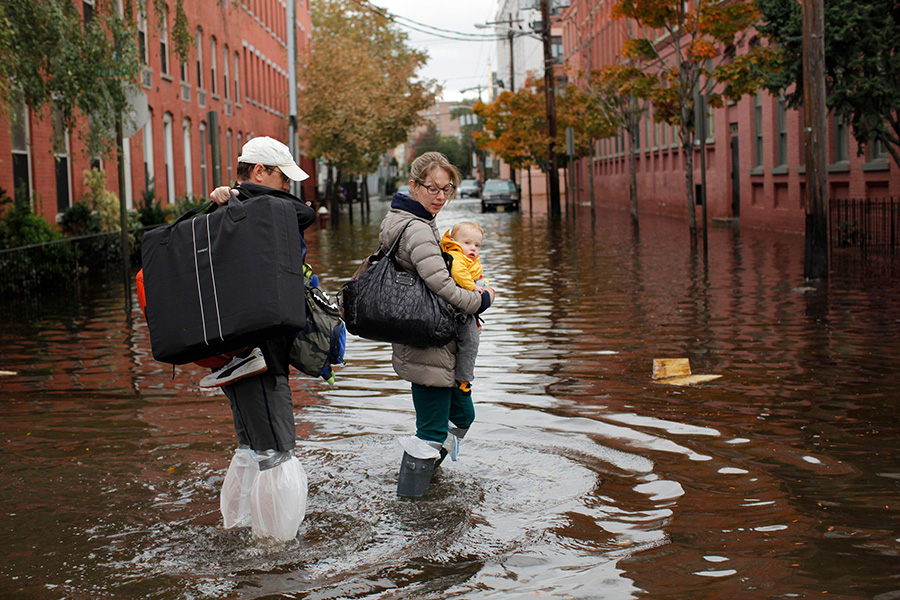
81, 168, 120, 232
171, 194, 206, 216
135, 183, 169, 227
59, 201, 102, 236
0, 188, 64, 249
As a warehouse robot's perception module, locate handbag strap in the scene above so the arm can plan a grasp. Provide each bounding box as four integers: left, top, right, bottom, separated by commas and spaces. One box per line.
384, 220, 415, 259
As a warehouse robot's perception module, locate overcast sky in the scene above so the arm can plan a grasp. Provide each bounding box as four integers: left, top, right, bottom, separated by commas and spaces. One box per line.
370, 0, 502, 103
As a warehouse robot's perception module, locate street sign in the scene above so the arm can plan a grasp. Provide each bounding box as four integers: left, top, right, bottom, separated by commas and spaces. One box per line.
122, 86, 149, 138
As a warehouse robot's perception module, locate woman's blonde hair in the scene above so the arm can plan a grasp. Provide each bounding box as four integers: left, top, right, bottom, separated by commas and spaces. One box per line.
409, 152, 461, 198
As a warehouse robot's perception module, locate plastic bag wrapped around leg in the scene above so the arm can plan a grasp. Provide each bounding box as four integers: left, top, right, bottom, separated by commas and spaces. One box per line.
250, 451, 308, 542
220, 446, 258, 529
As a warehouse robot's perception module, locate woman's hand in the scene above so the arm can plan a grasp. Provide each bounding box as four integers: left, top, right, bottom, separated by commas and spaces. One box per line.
209, 186, 235, 206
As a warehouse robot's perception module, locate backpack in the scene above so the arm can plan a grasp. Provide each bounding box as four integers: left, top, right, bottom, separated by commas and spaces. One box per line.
289, 267, 346, 384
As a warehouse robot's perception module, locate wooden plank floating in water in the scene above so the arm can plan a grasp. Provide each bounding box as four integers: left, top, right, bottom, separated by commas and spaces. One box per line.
652, 358, 721, 386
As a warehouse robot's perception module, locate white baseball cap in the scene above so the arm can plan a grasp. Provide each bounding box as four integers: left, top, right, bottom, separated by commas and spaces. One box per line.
238, 136, 310, 182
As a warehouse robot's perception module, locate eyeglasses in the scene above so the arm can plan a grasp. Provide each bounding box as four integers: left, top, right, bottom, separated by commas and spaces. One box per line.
265, 166, 290, 184
416, 181, 455, 196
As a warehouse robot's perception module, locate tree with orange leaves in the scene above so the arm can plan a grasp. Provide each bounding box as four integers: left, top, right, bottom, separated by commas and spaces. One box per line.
472, 80, 547, 178
609, 0, 777, 236
473, 76, 614, 198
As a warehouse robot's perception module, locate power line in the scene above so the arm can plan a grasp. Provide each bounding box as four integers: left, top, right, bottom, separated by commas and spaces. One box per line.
350, 0, 509, 42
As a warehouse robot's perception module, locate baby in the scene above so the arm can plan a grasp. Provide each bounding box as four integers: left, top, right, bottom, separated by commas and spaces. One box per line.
440, 221, 488, 398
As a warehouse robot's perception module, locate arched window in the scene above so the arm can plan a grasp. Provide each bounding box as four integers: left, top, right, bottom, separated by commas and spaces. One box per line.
183, 118, 193, 197
223, 44, 230, 101
198, 121, 208, 193
163, 112, 175, 203
210, 36, 218, 96
234, 51, 241, 104
195, 27, 204, 90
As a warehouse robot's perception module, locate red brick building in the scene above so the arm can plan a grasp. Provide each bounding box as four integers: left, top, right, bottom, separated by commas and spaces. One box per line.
1, 0, 315, 225
559, 0, 900, 233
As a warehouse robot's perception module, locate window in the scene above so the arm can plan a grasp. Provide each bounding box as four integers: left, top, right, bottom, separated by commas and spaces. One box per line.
753, 92, 763, 168
83, 0, 94, 27
223, 44, 230, 100
159, 5, 170, 76
143, 112, 155, 191
551, 35, 563, 65
234, 52, 241, 103
121, 131, 134, 209
226, 129, 233, 181
833, 114, 849, 163
871, 136, 888, 161
183, 119, 194, 196
138, 12, 149, 65
775, 96, 787, 166
163, 113, 175, 203
10, 92, 31, 205
210, 37, 218, 95
181, 60, 189, 84
199, 122, 208, 193
52, 104, 71, 213
195, 28, 204, 89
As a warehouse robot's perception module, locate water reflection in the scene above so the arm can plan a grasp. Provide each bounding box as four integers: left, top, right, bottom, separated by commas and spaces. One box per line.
1, 200, 899, 599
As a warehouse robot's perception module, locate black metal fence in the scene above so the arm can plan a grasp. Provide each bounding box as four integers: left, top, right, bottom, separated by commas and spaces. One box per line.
0, 230, 145, 301
831, 197, 900, 256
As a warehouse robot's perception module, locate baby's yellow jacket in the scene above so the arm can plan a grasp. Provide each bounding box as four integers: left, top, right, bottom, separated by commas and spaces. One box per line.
440, 229, 488, 291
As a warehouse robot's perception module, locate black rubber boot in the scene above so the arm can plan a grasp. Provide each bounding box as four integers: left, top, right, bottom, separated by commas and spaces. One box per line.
397, 452, 437, 498
434, 447, 449, 468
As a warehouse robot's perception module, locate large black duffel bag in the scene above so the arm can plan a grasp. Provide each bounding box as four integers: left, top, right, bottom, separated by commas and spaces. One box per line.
141, 197, 305, 364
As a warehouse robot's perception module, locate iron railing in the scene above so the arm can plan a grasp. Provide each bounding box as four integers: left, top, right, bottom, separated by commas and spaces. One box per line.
0, 228, 152, 299
830, 197, 900, 256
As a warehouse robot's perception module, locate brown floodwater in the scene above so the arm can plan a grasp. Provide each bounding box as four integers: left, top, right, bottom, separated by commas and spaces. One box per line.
1, 199, 899, 600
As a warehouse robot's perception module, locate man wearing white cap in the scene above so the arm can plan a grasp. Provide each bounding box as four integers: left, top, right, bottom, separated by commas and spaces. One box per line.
207, 136, 317, 542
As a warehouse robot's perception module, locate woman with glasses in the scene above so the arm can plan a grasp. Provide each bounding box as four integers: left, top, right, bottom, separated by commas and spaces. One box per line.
379, 151, 496, 498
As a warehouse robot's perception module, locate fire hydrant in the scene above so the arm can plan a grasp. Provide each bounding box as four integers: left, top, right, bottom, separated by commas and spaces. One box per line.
318, 205, 329, 229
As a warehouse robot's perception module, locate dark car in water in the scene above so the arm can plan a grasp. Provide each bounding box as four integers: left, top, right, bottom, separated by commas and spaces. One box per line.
480, 179, 519, 212
458, 179, 482, 198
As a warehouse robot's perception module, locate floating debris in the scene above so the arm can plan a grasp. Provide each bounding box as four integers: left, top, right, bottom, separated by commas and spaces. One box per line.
652, 358, 721, 386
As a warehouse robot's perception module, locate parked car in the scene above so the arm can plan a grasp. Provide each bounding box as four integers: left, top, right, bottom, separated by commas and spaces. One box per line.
480, 179, 520, 212
458, 179, 482, 198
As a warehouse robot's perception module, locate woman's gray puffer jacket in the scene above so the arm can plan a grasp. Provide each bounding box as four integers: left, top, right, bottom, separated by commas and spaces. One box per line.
379, 206, 487, 388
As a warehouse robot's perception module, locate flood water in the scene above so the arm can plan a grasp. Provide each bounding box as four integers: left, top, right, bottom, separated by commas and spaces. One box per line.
1, 199, 899, 600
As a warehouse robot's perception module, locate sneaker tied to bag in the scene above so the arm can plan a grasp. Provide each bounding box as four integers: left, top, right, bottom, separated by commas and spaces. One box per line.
199, 347, 267, 388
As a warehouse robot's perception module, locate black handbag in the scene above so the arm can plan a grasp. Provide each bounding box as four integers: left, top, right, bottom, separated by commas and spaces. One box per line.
339, 220, 459, 347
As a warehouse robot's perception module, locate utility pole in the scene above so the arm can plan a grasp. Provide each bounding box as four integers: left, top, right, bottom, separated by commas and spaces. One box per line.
507, 14, 515, 93
507, 13, 517, 188
541, 0, 561, 216
802, 0, 828, 279
287, 0, 300, 201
